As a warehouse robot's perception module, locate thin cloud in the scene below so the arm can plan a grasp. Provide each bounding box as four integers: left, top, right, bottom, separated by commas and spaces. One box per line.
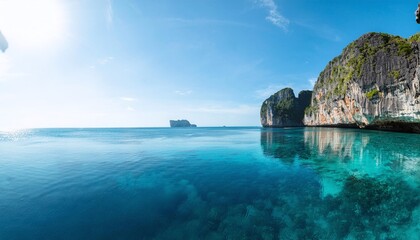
120, 97, 138, 102
98, 56, 114, 65
106, 0, 113, 27
256, 0, 289, 31
308, 77, 317, 87
174, 90, 192, 96
126, 106, 135, 112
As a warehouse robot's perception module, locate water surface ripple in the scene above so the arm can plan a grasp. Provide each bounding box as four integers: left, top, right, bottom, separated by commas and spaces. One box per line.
0, 127, 418, 239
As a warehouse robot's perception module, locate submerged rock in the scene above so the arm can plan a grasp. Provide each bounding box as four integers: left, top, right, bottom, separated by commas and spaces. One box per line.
304, 32, 420, 133
325, 175, 420, 239
169, 119, 197, 127
260, 88, 312, 127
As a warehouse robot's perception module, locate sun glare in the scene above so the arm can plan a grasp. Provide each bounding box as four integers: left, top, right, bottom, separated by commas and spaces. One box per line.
0, 0, 67, 49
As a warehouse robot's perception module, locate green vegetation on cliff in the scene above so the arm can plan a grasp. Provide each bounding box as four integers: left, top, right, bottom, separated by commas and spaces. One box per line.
313, 32, 418, 102
389, 70, 400, 80
365, 89, 380, 100
408, 33, 420, 43
260, 88, 312, 127
304, 105, 318, 115
304, 32, 420, 132
275, 98, 295, 115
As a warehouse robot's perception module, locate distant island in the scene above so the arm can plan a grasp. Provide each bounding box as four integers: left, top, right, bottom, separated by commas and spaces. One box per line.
170, 120, 197, 128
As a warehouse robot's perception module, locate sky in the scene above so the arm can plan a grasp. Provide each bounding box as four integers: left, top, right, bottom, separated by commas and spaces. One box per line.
0, 0, 419, 129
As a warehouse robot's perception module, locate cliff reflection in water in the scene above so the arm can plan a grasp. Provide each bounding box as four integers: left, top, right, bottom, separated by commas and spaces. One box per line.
261, 127, 420, 195
260, 128, 308, 162
303, 127, 369, 162
259, 127, 420, 238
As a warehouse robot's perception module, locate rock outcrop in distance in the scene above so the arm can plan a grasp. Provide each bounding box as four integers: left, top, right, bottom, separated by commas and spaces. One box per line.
170, 120, 197, 128
304, 32, 420, 133
260, 88, 312, 127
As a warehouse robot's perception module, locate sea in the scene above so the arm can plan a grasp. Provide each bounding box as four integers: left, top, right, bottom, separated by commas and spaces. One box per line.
0, 127, 418, 240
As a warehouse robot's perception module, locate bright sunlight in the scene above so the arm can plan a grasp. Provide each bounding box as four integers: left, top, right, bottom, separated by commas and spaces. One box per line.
0, 0, 67, 49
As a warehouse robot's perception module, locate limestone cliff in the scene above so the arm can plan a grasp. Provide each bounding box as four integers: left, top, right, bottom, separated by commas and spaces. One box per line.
261, 88, 312, 127
304, 32, 420, 133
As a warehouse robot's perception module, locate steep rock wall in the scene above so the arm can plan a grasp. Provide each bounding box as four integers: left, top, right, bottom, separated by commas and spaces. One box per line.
304, 32, 420, 132
261, 88, 312, 127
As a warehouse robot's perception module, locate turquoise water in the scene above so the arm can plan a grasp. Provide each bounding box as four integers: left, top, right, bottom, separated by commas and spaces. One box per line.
0, 127, 418, 239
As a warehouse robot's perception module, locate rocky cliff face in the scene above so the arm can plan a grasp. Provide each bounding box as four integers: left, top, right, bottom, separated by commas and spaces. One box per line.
304, 32, 420, 132
261, 88, 312, 127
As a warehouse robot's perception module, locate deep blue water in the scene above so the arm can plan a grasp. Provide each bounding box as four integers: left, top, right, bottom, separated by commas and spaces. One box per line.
0, 127, 418, 239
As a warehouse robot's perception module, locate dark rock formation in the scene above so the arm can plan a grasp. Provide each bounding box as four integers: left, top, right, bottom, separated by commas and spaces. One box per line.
260, 88, 312, 127
416, 3, 420, 24
170, 119, 197, 127
0, 31, 8, 53
304, 32, 420, 133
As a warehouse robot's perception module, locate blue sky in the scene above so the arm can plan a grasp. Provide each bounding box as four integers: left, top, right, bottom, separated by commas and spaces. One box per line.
0, 0, 419, 128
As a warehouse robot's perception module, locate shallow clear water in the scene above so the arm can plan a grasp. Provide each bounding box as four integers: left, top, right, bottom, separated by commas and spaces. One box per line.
0, 127, 418, 239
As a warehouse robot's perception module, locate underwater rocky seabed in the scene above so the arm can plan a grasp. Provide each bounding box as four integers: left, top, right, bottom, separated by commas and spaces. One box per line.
0, 127, 418, 239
